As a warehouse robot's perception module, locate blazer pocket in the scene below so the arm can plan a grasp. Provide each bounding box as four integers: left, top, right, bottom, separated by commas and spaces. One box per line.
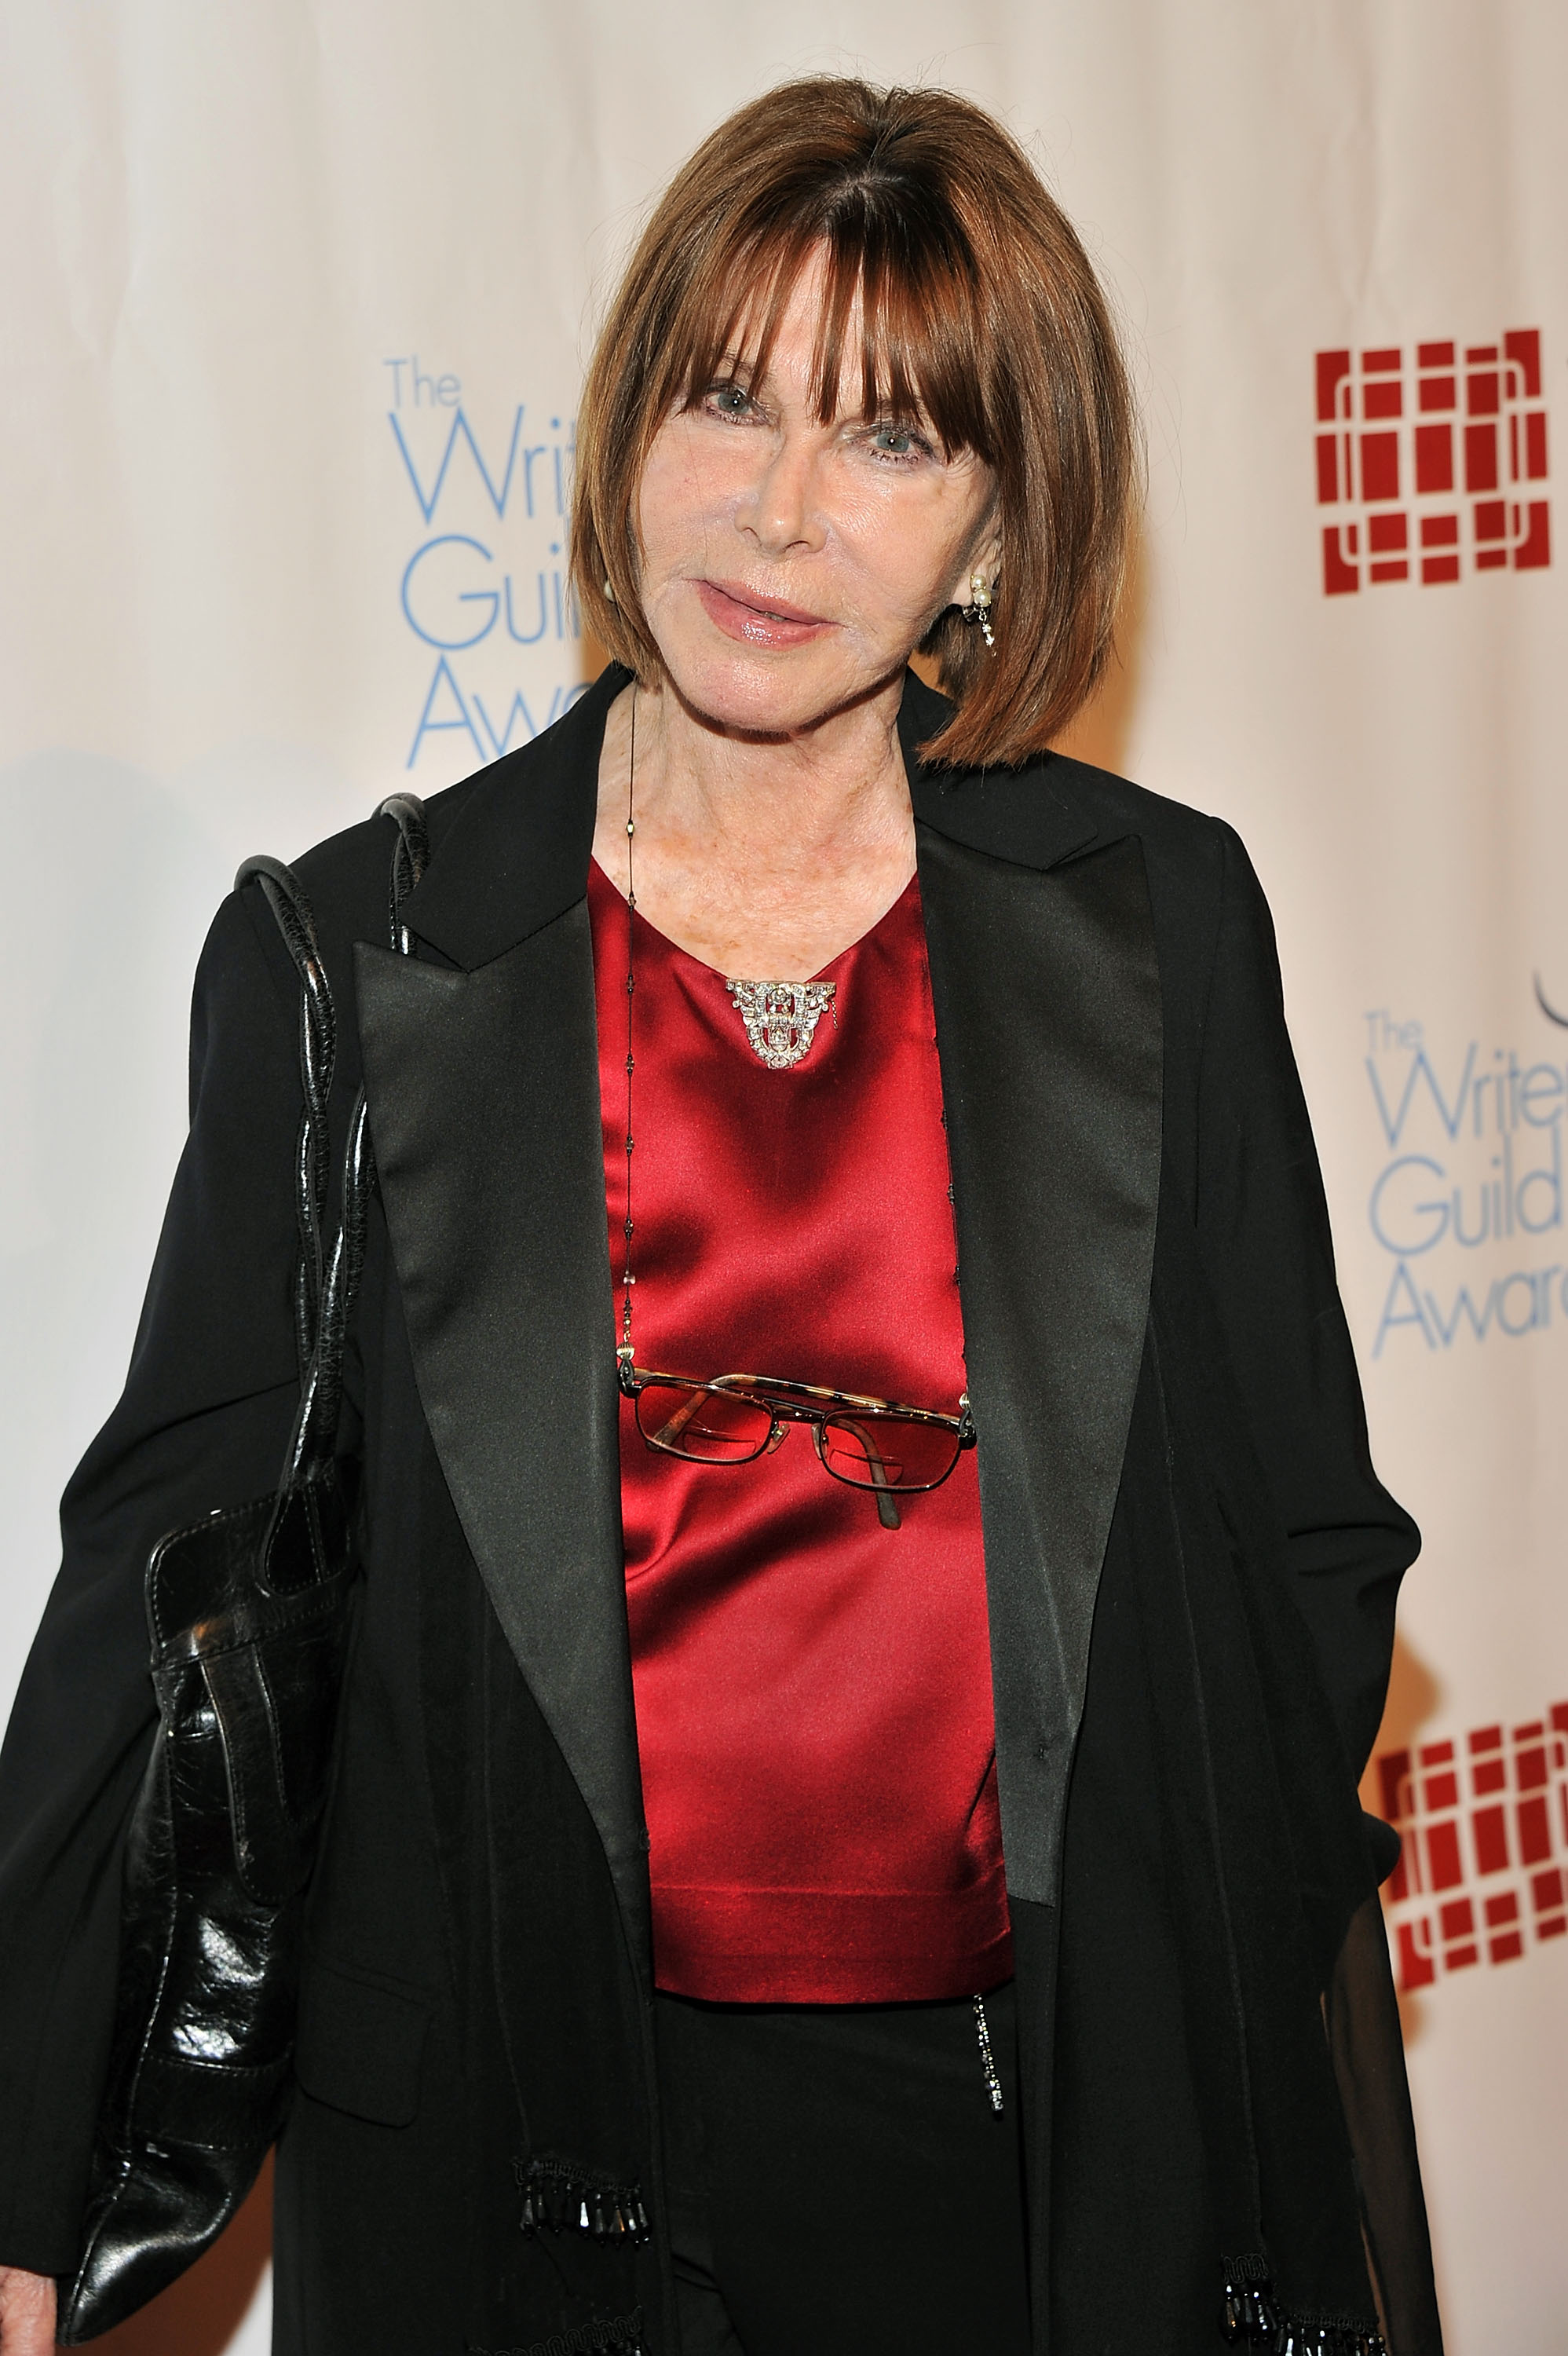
294, 1956, 430, 2127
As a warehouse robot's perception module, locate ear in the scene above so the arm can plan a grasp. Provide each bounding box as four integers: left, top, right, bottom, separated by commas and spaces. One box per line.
945, 510, 1003, 613
972, 508, 1004, 592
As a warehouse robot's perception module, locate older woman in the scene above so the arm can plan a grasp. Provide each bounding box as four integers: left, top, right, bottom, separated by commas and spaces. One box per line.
0, 75, 1438, 2356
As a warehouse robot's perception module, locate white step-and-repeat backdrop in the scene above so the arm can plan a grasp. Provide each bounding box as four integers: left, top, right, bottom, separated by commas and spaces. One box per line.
2, 3, 1562, 2349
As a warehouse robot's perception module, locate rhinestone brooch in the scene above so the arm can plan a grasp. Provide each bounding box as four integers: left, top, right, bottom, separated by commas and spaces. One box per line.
725, 978, 836, 1070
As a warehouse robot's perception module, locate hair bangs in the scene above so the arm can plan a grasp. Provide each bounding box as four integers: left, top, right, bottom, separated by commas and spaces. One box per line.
669, 202, 996, 463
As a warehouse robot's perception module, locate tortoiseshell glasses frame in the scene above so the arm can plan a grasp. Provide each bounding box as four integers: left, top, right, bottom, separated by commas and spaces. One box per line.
616, 1356, 976, 1531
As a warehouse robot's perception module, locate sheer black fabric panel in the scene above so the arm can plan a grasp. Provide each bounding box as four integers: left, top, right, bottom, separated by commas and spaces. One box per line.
1329, 1895, 1445, 2356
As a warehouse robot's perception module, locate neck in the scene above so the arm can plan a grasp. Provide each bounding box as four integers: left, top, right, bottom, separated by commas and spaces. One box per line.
594, 671, 919, 979
642, 671, 910, 861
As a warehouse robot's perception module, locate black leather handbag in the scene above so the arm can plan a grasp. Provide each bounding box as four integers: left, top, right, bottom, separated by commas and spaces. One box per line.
57, 797, 428, 2343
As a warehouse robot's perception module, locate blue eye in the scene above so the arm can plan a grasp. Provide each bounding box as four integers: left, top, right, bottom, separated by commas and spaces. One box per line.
867, 420, 933, 462
707, 382, 753, 419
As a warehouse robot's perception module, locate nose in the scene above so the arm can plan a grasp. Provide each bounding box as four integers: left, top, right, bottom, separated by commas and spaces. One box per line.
734, 428, 827, 558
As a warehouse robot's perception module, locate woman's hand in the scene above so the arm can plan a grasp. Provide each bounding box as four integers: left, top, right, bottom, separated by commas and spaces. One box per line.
0, 2266, 57, 2353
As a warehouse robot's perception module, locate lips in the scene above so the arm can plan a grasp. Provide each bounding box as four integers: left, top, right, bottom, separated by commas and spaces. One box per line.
695, 578, 835, 648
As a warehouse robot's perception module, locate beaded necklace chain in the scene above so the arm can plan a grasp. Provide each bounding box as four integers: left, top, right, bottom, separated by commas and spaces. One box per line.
619, 689, 638, 1361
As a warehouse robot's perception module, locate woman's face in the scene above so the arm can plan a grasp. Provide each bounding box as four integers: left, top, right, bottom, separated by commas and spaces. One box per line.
635, 253, 1000, 738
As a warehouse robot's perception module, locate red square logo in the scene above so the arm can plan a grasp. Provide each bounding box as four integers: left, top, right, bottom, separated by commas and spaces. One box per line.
1376, 1699, 1568, 1989
1317, 329, 1550, 592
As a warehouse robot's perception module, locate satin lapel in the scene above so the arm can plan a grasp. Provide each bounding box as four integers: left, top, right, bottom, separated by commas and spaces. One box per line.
916, 821, 1164, 1904
354, 907, 648, 1941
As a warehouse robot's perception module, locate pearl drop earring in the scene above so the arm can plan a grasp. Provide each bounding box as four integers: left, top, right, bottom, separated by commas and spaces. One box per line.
963, 572, 996, 650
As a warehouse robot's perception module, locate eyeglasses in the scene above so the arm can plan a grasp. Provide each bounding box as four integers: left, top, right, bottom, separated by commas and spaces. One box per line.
616, 1357, 976, 1531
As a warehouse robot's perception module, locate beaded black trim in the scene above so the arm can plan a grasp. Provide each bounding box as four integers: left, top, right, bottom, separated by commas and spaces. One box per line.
514, 2156, 652, 2244
1221, 2251, 1282, 2343
1273, 2325, 1387, 2356
1219, 2255, 1386, 2356
472, 2321, 646, 2356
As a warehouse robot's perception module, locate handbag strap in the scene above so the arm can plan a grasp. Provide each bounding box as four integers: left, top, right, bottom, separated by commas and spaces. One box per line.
236, 794, 429, 1516
232, 854, 337, 1378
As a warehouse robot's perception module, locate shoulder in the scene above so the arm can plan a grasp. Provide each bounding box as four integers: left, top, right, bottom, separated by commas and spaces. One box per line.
1047, 756, 1291, 1021
1044, 759, 1268, 1065
283, 766, 486, 946
1044, 752, 1268, 957
290, 669, 619, 975
279, 668, 622, 938
905, 669, 1241, 916
202, 671, 616, 1037
1040, 748, 1233, 875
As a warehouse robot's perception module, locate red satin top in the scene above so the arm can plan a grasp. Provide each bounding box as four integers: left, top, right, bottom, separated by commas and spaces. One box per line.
587, 858, 1011, 2003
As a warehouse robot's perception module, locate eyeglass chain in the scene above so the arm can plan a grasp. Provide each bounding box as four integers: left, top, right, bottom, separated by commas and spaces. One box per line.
618, 688, 638, 1369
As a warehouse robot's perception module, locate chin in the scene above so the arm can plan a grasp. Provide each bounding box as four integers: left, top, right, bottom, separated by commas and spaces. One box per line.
660, 640, 893, 740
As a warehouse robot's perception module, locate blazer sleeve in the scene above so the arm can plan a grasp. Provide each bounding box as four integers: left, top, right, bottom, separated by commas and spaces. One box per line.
0, 887, 307, 2277
1192, 821, 1420, 1791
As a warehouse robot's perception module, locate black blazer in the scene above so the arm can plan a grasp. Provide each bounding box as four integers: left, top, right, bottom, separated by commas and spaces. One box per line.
0, 667, 1425, 2354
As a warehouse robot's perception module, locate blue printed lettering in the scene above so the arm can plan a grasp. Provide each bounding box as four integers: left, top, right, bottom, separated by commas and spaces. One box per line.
1422, 1282, 1494, 1347
407, 656, 487, 768
1373, 1263, 1434, 1355
1365, 1043, 1475, 1147
391, 406, 527, 522
401, 536, 499, 649
1369, 1157, 1449, 1254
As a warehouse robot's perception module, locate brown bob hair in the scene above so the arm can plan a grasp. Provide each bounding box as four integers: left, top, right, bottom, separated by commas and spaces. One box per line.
571, 77, 1136, 770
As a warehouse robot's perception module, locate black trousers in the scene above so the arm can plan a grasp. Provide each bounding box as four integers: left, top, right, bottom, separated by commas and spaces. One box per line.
653, 1981, 1032, 2356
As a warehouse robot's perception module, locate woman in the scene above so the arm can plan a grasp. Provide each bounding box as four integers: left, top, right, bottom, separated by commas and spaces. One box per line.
0, 77, 1439, 2356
